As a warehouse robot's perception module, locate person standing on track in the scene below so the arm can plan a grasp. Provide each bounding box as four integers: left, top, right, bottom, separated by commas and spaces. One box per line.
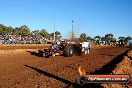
87, 41, 91, 53
81, 41, 91, 54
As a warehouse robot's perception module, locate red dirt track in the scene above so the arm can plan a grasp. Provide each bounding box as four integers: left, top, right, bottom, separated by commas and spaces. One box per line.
0, 45, 129, 88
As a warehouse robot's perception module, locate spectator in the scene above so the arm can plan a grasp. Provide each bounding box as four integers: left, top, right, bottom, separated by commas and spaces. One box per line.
0, 34, 55, 44
87, 41, 91, 53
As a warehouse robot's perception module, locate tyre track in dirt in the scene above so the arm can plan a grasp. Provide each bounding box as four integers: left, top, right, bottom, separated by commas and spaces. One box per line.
24, 46, 129, 87
0, 46, 129, 88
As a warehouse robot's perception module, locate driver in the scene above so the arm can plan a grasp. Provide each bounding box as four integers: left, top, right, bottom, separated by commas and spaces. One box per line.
51, 42, 60, 52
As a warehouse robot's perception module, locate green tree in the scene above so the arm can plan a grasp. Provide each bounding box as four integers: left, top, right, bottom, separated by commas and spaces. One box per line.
55, 31, 61, 40
94, 35, 101, 44
50, 31, 62, 40
87, 36, 92, 41
0, 24, 4, 34
118, 36, 125, 44
100, 37, 106, 45
101, 37, 106, 41
14, 27, 20, 36
50, 32, 54, 38
19, 25, 30, 36
7, 26, 14, 34
79, 33, 87, 42
105, 33, 114, 45
31, 30, 40, 36
124, 36, 132, 44
111, 38, 116, 44
0, 24, 9, 34
87, 36, 95, 43
40, 29, 51, 38
0, 27, 3, 35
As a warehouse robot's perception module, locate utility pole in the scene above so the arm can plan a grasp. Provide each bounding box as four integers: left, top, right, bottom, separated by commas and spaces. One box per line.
53, 13, 56, 41
72, 20, 74, 41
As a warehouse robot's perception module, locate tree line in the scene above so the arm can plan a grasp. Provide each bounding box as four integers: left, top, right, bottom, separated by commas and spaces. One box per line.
0, 24, 61, 40
0, 24, 131, 45
79, 33, 132, 45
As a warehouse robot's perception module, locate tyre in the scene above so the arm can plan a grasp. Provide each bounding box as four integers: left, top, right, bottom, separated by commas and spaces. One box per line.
43, 52, 46, 57
38, 50, 43, 57
45, 51, 50, 58
64, 46, 73, 57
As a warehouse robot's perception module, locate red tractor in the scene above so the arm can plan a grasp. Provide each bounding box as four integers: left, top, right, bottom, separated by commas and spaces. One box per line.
42, 41, 74, 58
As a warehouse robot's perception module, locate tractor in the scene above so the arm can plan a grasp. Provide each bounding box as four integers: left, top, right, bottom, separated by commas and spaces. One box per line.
42, 41, 75, 58
38, 40, 89, 58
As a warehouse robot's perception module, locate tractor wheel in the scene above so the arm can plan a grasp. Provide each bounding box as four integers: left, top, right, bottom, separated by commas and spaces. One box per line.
43, 51, 50, 58
43, 52, 46, 57
64, 46, 73, 57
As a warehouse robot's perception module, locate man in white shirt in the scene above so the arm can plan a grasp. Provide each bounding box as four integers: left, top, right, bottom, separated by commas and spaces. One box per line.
81, 41, 91, 54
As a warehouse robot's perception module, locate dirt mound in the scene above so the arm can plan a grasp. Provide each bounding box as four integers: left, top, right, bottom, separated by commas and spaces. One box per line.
101, 50, 132, 88
128, 50, 132, 58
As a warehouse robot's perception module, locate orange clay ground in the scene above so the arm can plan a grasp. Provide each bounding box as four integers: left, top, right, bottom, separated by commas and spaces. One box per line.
0, 45, 130, 88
